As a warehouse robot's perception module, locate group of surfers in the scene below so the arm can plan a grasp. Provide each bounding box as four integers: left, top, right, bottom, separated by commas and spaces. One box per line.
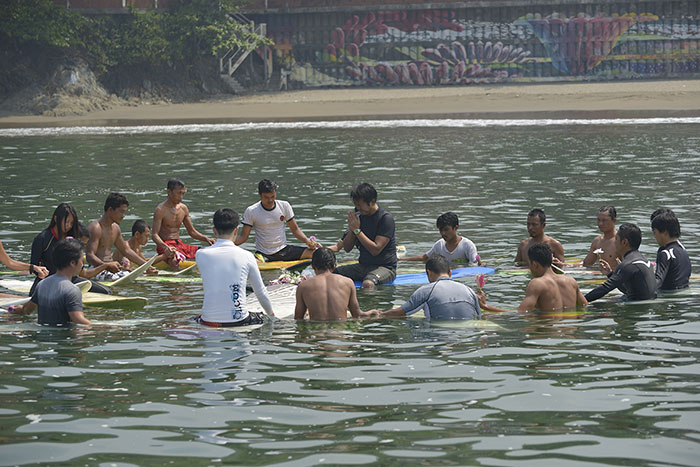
0, 177, 692, 327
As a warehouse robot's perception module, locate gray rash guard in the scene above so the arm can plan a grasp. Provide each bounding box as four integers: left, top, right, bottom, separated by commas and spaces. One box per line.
401, 277, 481, 320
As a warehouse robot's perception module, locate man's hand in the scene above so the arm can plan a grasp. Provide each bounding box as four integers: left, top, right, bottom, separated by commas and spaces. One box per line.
205, 237, 215, 246
359, 309, 382, 319
34, 265, 49, 279
347, 210, 360, 231
105, 261, 122, 273
476, 289, 487, 308
599, 260, 613, 275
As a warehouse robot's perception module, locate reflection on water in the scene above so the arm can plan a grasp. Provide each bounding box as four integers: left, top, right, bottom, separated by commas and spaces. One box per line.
1, 123, 699, 465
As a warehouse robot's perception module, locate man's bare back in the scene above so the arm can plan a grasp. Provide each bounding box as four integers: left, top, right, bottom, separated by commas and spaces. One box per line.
527, 272, 585, 311
516, 235, 564, 264
294, 271, 361, 321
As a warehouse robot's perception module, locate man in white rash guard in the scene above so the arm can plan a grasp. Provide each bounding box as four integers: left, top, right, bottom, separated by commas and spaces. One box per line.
195, 208, 274, 327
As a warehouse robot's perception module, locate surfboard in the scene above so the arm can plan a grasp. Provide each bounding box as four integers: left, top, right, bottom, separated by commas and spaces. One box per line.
154, 258, 310, 272
154, 259, 196, 270
102, 256, 157, 287
0, 279, 147, 307
353, 266, 495, 288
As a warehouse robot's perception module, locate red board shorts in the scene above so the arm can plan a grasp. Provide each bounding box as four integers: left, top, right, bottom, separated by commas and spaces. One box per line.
156, 239, 199, 259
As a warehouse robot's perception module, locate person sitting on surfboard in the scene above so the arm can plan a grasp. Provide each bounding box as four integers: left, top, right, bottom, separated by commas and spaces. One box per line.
515, 208, 565, 267
113, 220, 165, 272
294, 247, 362, 321
196, 208, 274, 327
235, 179, 318, 262
86, 193, 149, 282
584, 223, 656, 302
580, 205, 618, 268
362, 254, 481, 320
480, 243, 587, 312
334, 182, 397, 289
400, 212, 482, 267
11, 238, 91, 326
153, 178, 215, 269
650, 209, 691, 291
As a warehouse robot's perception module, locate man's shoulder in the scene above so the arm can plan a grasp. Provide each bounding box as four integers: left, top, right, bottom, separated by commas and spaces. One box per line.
545, 235, 563, 246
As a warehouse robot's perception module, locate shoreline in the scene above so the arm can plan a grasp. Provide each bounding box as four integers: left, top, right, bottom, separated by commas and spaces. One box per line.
1, 80, 700, 128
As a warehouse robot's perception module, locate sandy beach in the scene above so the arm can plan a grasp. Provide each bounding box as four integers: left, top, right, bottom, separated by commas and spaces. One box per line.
1, 80, 699, 128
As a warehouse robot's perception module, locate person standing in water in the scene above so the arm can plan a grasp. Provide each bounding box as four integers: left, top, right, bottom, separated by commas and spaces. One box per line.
581, 205, 618, 267
515, 208, 565, 266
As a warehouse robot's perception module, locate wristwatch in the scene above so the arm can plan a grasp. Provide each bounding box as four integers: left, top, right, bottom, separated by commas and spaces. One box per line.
353, 228, 361, 236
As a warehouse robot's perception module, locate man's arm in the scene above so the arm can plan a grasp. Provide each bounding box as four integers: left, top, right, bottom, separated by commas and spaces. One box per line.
79, 261, 120, 279
287, 219, 314, 249
515, 240, 525, 264
151, 205, 172, 252
11, 300, 36, 315
584, 264, 624, 302
114, 229, 146, 266
551, 240, 566, 263
399, 254, 429, 262
68, 310, 91, 325
182, 206, 214, 245
248, 263, 274, 317
294, 285, 308, 320
575, 282, 588, 307
347, 283, 361, 319
476, 290, 517, 313
581, 238, 601, 267
235, 225, 252, 246
654, 250, 670, 290
517, 280, 543, 312
86, 222, 108, 268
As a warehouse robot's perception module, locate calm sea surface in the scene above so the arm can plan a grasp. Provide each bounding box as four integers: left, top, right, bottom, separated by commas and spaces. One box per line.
1, 120, 699, 465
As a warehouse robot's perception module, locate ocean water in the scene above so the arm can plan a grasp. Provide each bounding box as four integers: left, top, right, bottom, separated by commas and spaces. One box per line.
0, 120, 699, 465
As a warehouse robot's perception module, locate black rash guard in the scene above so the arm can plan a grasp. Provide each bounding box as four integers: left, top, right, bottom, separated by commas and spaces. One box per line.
585, 250, 656, 302
655, 240, 691, 291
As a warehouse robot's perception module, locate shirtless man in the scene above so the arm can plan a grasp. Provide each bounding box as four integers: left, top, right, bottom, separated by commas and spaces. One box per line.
581, 205, 618, 267
153, 178, 214, 269
481, 243, 587, 313
294, 247, 361, 321
114, 220, 166, 268
515, 208, 565, 266
86, 193, 147, 282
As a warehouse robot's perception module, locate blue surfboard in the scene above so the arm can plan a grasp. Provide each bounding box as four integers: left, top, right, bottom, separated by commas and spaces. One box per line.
354, 266, 495, 287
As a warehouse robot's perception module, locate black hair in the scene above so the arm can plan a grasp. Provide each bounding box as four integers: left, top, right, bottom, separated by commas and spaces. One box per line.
131, 219, 149, 236
599, 205, 617, 219
311, 247, 336, 272
167, 178, 185, 190
258, 179, 277, 194
528, 208, 546, 224
651, 211, 681, 238
104, 193, 129, 212
617, 223, 642, 250
436, 212, 459, 229
77, 222, 90, 241
350, 183, 377, 204
53, 238, 83, 270
528, 243, 552, 267
650, 207, 674, 221
425, 254, 450, 275
213, 208, 239, 235
48, 203, 79, 239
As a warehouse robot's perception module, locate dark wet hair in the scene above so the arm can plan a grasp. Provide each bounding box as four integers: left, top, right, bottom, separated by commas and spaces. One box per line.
104, 193, 129, 212
350, 183, 377, 204
258, 179, 277, 194
436, 212, 459, 229
53, 238, 83, 270
213, 208, 239, 235
312, 247, 336, 272
599, 205, 617, 220
528, 208, 546, 224
650, 207, 674, 222
131, 219, 149, 236
617, 223, 642, 250
651, 211, 681, 238
167, 178, 185, 190
528, 243, 552, 267
425, 254, 450, 275
48, 203, 79, 239
77, 222, 90, 242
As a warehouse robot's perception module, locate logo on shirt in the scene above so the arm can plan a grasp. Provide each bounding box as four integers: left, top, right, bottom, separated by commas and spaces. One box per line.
632, 260, 652, 269
280, 215, 285, 222
229, 283, 243, 320
662, 249, 676, 261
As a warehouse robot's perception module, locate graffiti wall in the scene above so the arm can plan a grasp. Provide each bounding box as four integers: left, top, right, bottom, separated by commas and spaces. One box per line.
251, 1, 700, 87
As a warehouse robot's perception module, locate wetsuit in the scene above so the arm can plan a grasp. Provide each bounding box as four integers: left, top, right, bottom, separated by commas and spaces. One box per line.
29, 227, 111, 295
655, 240, 691, 291
584, 250, 656, 302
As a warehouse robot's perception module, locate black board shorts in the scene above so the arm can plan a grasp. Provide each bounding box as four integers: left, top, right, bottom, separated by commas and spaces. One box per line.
257, 245, 307, 262
195, 312, 266, 327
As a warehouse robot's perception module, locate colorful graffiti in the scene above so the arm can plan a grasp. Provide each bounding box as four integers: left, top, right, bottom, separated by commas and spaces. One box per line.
260, 6, 700, 87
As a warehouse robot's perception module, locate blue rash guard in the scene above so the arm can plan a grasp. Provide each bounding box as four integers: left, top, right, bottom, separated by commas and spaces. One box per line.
584, 250, 656, 302
655, 240, 691, 291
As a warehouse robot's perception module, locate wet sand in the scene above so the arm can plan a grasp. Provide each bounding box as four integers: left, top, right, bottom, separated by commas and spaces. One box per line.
1, 80, 699, 128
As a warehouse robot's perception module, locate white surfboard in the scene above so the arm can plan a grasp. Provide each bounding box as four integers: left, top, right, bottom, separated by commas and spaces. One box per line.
104, 256, 157, 287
